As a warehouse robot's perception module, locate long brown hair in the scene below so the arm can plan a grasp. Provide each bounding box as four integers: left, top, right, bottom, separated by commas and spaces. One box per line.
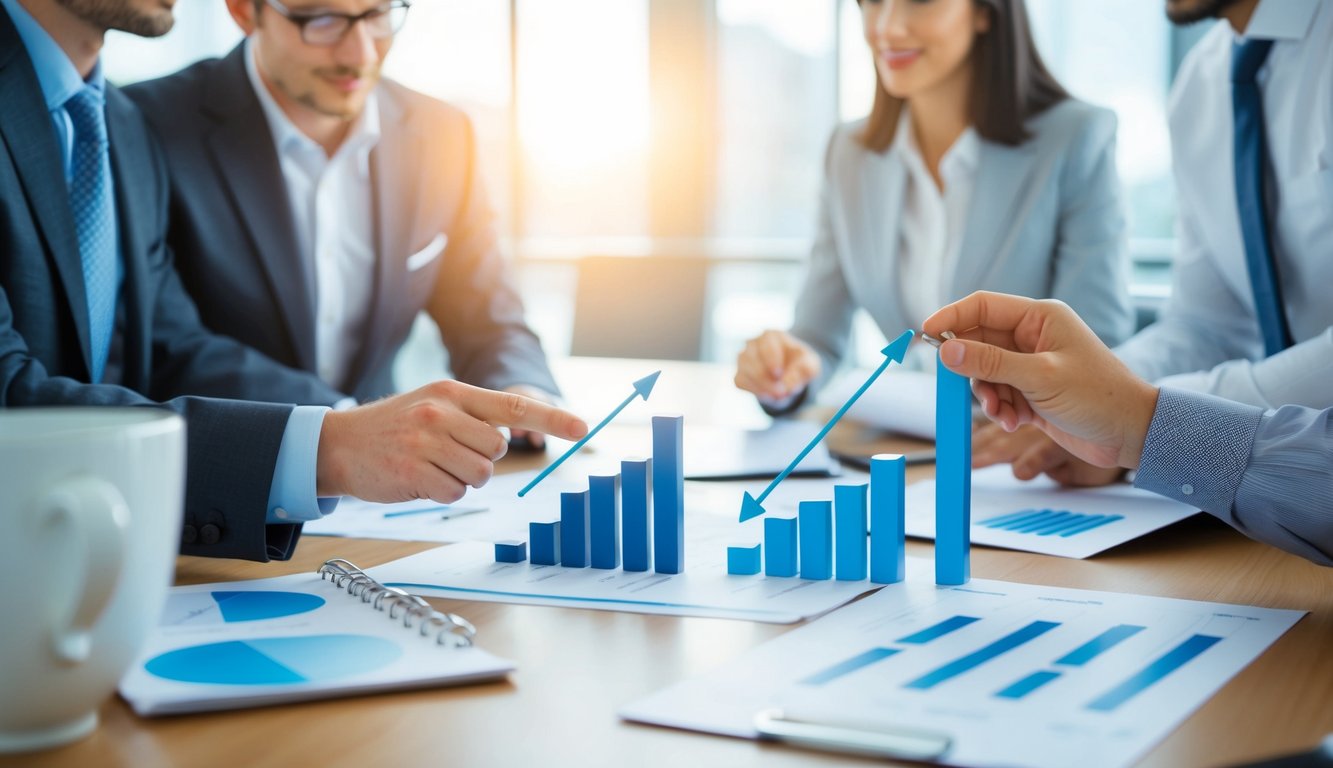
859, 0, 1068, 152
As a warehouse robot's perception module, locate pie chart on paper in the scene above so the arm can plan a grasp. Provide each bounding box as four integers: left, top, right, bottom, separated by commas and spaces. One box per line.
144, 634, 402, 685
161, 591, 326, 626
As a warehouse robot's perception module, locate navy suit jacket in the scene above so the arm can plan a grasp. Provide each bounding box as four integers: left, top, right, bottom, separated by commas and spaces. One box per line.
0, 10, 344, 561
125, 44, 559, 402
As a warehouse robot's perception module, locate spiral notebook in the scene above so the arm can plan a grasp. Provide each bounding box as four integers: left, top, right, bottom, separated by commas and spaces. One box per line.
118, 560, 513, 716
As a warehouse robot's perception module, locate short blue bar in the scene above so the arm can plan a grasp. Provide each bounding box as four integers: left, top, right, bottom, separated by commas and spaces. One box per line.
834, 483, 868, 581
589, 473, 621, 569
1056, 624, 1147, 667
869, 454, 905, 584
935, 357, 971, 585
996, 670, 1062, 700
621, 458, 652, 572
494, 540, 528, 564
1015, 512, 1081, 534
652, 415, 685, 574
727, 544, 761, 575
897, 615, 981, 644
979, 509, 1040, 527
800, 648, 899, 686
559, 490, 590, 568
1035, 514, 1103, 536
530, 521, 561, 566
1059, 515, 1124, 537
799, 500, 833, 580
1086, 634, 1223, 712
904, 620, 1061, 690
764, 517, 798, 578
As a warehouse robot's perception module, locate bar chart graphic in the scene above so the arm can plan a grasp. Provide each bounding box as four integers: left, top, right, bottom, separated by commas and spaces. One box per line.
496, 415, 686, 576
979, 509, 1125, 537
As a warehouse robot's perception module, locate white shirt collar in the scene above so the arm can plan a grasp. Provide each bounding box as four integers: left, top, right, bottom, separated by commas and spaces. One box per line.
892, 106, 980, 189
243, 38, 380, 172
1241, 0, 1320, 41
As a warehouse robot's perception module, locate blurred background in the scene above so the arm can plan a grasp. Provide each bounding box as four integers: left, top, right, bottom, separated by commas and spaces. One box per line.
105, 0, 1208, 388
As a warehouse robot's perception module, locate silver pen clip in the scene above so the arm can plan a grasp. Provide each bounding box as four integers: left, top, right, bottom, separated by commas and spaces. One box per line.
920, 330, 956, 349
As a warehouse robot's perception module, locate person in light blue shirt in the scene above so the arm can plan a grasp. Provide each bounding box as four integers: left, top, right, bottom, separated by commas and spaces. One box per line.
0, 0, 586, 561
926, 291, 1332, 567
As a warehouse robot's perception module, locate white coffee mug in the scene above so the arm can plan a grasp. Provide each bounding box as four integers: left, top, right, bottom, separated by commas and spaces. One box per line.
0, 408, 185, 753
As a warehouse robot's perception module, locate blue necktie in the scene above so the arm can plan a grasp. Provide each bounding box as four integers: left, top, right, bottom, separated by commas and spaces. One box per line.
1231, 39, 1292, 357
64, 86, 118, 383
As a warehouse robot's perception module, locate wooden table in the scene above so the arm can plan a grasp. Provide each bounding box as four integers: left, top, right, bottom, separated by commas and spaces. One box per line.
9, 359, 1333, 767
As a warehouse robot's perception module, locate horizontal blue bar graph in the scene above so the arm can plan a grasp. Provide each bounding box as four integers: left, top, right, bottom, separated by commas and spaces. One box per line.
869, 455, 905, 584
494, 540, 527, 563
1056, 625, 1146, 666
834, 483, 868, 581
799, 500, 832, 580
980, 509, 1125, 538
800, 648, 900, 686
935, 358, 971, 585
897, 615, 981, 645
560, 491, 590, 568
765, 517, 798, 577
996, 670, 1062, 699
530, 521, 561, 566
589, 474, 621, 569
1086, 634, 1222, 712
904, 620, 1060, 690
621, 458, 652, 572
653, 415, 685, 574
727, 544, 761, 575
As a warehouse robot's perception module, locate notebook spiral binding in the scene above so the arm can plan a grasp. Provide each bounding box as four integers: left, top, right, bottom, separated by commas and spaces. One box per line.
318, 558, 477, 648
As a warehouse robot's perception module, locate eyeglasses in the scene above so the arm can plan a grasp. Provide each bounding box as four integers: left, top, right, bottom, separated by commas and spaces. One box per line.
263, 0, 411, 46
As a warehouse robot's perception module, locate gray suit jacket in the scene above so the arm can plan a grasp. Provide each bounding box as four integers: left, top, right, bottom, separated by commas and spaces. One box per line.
793, 99, 1134, 397
125, 44, 558, 402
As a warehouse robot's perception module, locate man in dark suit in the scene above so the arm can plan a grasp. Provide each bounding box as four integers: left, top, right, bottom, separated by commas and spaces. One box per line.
125, 0, 561, 448
0, 0, 586, 561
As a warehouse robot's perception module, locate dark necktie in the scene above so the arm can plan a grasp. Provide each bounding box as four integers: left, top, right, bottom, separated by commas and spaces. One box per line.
1231, 38, 1292, 357
64, 86, 118, 382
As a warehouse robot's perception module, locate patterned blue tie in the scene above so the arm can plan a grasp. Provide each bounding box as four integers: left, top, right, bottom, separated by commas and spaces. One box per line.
1231, 39, 1292, 357
64, 86, 118, 382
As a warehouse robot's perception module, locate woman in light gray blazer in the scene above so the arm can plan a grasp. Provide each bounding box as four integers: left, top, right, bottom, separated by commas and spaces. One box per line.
735, 0, 1134, 409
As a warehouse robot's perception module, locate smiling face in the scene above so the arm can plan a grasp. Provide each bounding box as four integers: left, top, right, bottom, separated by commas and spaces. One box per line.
236, 0, 394, 123
861, 0, 990, 102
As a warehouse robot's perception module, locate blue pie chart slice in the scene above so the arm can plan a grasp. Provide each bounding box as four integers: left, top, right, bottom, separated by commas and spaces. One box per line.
144, 634, 402, 685
212, 591, 326, 622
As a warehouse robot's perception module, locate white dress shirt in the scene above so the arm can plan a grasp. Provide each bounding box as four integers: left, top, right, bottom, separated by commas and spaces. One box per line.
245, 41, 379, 389
1116, 0, 1333, 409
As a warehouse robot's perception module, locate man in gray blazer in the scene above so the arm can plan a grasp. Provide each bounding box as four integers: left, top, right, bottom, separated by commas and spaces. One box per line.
126, 0, 560, 444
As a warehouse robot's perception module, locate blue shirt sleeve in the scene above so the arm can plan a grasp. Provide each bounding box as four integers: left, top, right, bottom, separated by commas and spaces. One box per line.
266, 405, 340, 524
1135, 387, 1333, 566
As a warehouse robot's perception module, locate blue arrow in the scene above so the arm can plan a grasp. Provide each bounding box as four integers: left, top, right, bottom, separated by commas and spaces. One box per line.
517, 371, 661, 497
739, 330, 915, 522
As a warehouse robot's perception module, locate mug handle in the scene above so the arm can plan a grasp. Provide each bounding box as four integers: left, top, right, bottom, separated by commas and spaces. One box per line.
38, 477, 130, 665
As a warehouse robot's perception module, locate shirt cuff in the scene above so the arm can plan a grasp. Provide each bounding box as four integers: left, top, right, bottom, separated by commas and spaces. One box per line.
1133, 387, 1264, 513
266, 405, 341, 524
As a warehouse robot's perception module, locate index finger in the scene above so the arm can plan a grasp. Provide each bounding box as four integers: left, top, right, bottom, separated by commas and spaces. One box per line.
461, 386, 589, 441
924, 291, 1038, 339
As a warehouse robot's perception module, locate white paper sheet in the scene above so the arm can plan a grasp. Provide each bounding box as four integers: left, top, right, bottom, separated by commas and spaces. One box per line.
119, 572, 513, 716
621, 558, 1304, 768
817, 367, 938, 439
904, 465, 1200, 559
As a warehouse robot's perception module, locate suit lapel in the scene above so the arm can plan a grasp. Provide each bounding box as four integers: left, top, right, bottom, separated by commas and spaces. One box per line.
951, 140, 1038, 301
203, 46, 318, 371
0, 18, 93, 375
105, 87, 154, 390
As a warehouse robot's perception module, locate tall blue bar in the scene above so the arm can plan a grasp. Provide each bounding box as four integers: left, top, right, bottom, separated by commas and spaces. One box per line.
1086, 634, 1222, 712
764, 517, 798, 577
652, 415, 685, 574
559, 490, 590, 568
799, 500, 832, 580
621, 458, 652, 572
935, 356, 972, 585
904, 621, 1060, 690
589, 473, 621, 569
870, 454, 905, 584
530, 521, 561, 565
834, 483, 868, 581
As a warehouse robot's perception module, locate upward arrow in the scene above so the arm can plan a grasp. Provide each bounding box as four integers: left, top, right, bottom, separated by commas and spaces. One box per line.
517, 371, 661, 497
739, 329, 914, 522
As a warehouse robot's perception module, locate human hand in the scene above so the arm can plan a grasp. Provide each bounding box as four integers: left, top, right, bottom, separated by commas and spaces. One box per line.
924, 292, 1158, 471
503, 384, 559, 450
734, 330, 821, 404
973, 422, 1126, 486
316, 380, 588, 501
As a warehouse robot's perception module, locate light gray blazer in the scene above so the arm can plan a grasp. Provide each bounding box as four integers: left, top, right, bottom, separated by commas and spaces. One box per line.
792, 98, 1134, 396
